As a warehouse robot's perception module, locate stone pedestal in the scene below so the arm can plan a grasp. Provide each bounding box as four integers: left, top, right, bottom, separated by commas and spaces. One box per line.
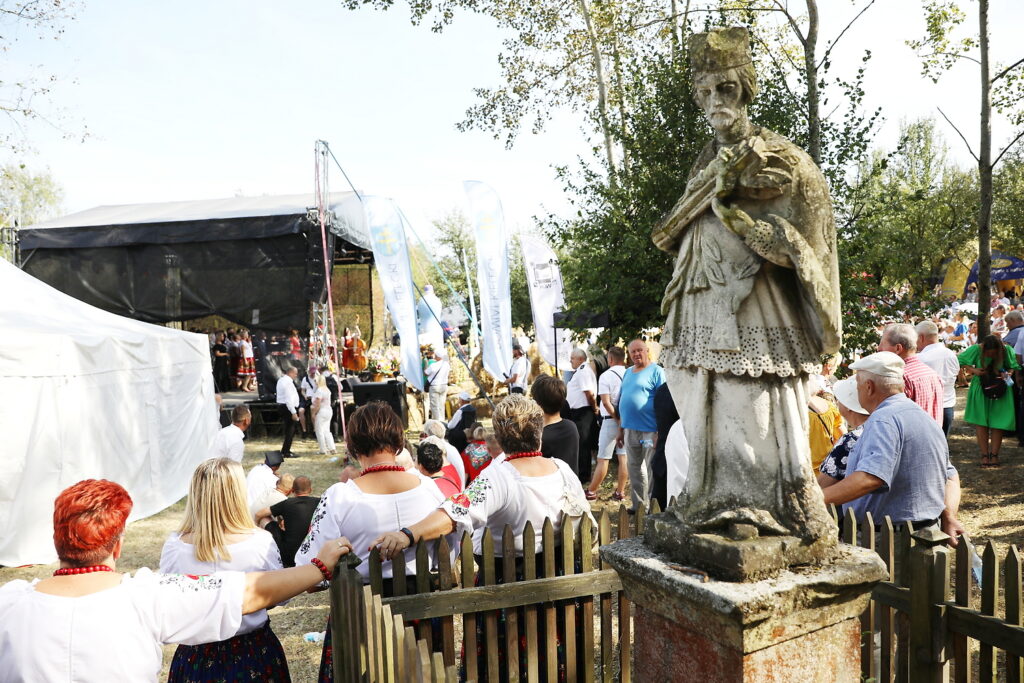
602, 537, 887, 683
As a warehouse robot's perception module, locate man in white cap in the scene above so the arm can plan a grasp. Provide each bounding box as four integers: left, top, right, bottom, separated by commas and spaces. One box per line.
822, 352, 964, 556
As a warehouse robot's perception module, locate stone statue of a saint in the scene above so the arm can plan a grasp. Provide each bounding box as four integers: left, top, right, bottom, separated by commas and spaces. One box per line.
646, 27, 838, 579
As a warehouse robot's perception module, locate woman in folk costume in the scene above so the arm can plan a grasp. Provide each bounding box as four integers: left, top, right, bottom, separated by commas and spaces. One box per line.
653, 27, 839, 554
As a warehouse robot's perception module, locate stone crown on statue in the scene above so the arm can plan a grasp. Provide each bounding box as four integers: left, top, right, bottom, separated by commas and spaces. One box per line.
688, 26, 753, 73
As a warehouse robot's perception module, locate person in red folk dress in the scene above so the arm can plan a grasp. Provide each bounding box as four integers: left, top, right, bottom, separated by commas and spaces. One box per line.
460, 423, 494, 484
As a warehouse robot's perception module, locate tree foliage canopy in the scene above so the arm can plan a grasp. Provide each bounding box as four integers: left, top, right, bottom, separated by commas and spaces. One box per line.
424, 209, 533, 332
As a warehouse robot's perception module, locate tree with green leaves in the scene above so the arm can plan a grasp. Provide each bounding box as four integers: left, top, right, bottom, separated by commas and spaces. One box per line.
908, 0, 1024, 337
423, 209, 532, 333
0, 163, 62, 261
541, 5, 882, 345
844, 118, 977, 298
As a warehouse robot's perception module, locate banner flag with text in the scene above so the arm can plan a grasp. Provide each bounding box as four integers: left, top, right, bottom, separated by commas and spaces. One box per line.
364, 196, 424, 391
520, 234, 571, 372
464, 181, 512, 380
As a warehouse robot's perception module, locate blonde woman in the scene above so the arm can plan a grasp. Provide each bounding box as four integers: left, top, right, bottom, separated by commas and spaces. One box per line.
312, 373, 336, 455
159, 458, 290, 682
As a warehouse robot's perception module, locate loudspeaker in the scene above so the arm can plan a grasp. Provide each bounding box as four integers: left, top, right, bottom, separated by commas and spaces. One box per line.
352, 380, 408, 428
302, 223, 335, 302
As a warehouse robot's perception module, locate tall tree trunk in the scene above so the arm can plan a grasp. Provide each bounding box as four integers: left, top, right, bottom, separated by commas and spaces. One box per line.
578, 0, 617, 180
804, 0, 821, 164
978, 0, 992, 338
670, 0, 681, 54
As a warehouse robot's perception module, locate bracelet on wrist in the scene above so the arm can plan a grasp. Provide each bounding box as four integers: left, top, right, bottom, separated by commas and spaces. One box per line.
399, 527, 416, 547
310, 557, 333, 582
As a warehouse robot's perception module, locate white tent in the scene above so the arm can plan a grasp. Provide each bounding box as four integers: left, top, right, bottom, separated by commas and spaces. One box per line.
0, 259, 217, 566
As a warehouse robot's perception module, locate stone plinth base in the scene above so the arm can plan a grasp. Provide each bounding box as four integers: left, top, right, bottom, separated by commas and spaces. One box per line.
645, 512, 837, 581
601, 537, 887, 683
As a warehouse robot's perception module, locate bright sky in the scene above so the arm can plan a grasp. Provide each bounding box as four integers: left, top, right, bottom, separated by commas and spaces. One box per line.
6, 0, 1024, 238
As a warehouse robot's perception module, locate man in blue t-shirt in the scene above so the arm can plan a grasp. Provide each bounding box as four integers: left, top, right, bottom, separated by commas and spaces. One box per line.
618, 339, 666, 509
823, 352, 964, 563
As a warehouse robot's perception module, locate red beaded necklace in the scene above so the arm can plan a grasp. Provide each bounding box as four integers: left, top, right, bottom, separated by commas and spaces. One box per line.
53, 565, 114, 576
505, 451, 543, 461
360, 463, 406, 476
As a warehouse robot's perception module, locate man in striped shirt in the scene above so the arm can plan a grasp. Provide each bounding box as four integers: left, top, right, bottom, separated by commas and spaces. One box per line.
879, 323, 944, 428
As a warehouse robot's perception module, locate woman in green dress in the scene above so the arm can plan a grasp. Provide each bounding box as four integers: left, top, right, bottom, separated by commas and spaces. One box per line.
958, 334, 1020, 467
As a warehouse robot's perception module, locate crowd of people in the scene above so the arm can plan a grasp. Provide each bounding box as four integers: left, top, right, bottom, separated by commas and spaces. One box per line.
4, 286, 1021, 679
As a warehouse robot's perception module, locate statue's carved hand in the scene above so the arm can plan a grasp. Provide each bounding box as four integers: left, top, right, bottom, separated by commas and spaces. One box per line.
713, 146, 742, 197
711, 198, 755, 238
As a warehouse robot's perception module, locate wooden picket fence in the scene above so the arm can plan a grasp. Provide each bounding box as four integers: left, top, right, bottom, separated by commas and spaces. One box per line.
329, 502, 653, 682
828, 506, 1024, 682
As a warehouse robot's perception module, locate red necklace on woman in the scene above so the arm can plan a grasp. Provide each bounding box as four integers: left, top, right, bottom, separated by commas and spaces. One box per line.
360, 463, 406, 476
53, 565, 114, 576
505, 451, 543, 461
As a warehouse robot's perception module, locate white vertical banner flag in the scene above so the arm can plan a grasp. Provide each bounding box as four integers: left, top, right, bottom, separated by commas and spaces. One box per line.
520, 235, 571, 371
363, 197, 424, 391
463, 181, 513, 380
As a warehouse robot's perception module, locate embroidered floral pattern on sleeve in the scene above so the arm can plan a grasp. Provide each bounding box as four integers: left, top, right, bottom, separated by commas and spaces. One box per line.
297, 497, 330, 556
159, 573, 224, 592
447, 477, 492, 518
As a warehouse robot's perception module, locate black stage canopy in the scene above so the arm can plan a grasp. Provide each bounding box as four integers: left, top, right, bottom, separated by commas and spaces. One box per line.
20, 193, 372, 332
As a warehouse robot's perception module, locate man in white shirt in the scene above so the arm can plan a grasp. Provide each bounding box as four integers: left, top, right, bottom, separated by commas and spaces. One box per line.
425, 350, 451, 421
566, 348, 598, 483
276, 366, 301, 458
209, 405, 251, 463
503, 344, 531, 394
586, 346, 627, 500
246, 451, 283, 507
915, 321, 961, 437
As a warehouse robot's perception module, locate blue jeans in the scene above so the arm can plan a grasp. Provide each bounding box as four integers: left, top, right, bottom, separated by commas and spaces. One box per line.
942, 406, 954, 437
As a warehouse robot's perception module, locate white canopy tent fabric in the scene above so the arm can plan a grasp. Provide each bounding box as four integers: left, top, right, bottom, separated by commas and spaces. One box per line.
0, 260, 218, 566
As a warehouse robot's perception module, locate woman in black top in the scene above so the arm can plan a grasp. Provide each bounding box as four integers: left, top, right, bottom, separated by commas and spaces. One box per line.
212, 332, 231, 393
531, 374, 580, 473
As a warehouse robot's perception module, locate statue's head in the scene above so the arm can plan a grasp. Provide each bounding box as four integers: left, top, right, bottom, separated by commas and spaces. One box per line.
689, 27, 757, 136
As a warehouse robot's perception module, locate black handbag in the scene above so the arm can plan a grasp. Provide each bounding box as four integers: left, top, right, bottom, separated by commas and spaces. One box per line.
981, 372, 1008, 400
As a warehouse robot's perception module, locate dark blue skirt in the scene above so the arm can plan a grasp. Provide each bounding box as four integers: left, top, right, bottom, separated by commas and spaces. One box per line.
168, 619, 291, 683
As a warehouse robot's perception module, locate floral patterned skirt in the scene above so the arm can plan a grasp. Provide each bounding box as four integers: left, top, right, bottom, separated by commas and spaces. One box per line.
168, 620, 290, 683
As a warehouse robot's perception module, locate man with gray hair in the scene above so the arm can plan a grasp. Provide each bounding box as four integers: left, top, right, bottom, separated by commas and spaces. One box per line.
1004, 309, 1024, 350
1003, 310, 1024, 446
879, 322, 943, 427
618, 339, 666, 509
916, 320, 961, 436
823, 352, 964, 557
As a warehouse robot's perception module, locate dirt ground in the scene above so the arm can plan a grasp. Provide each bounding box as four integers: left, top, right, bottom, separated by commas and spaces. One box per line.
1, 387, 1021, 682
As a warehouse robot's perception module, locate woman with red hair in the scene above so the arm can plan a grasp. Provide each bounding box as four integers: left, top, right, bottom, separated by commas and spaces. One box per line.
0, 479, 353, 682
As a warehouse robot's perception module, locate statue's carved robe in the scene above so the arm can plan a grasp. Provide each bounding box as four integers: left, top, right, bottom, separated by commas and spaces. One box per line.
659, 127, 840, 541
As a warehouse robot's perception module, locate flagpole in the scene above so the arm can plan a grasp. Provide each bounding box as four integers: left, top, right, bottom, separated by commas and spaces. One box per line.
461, 248, 479, 358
